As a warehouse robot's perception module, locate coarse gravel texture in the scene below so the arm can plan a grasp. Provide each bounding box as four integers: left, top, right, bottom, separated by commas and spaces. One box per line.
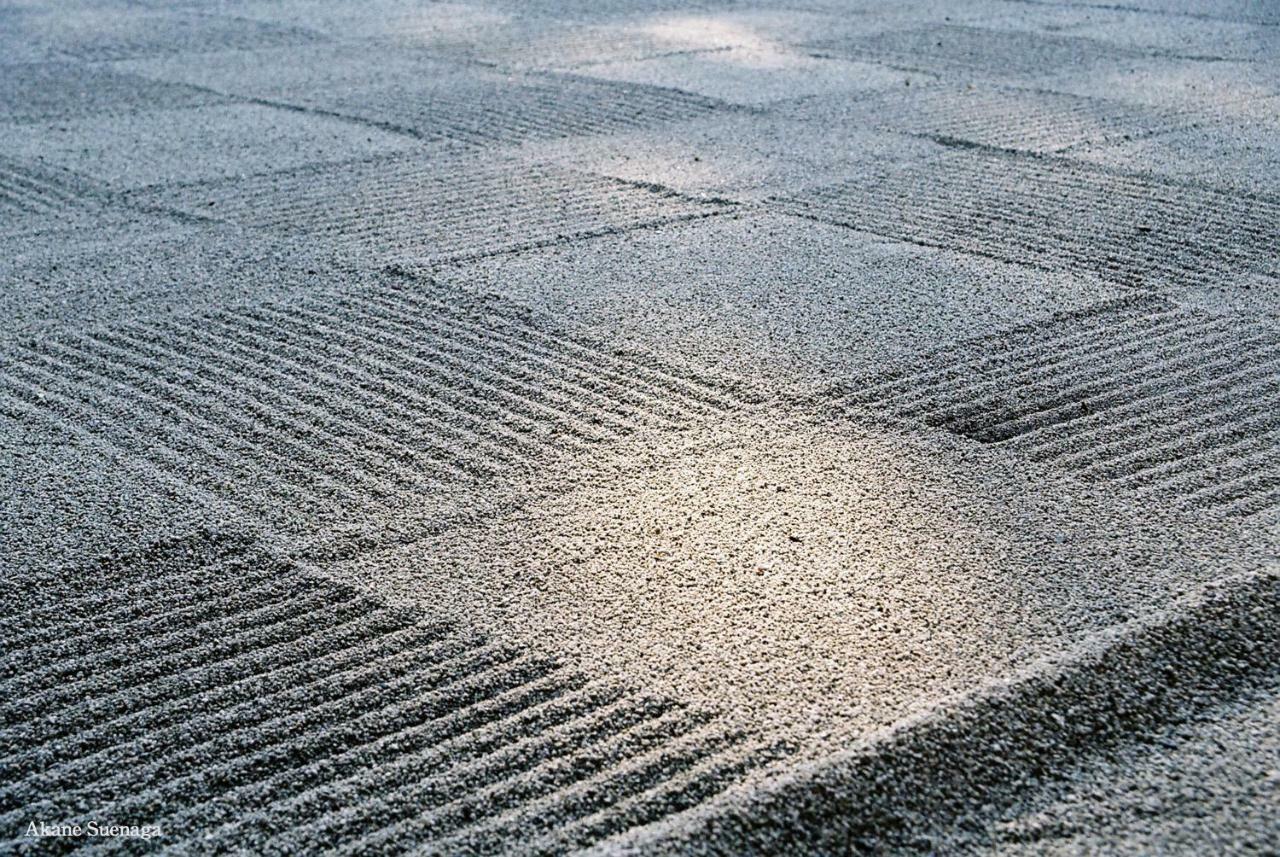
2, 0, 1279, 854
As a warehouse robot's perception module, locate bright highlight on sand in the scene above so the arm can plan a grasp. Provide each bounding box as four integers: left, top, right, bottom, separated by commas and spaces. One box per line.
3, 0, 1278, 853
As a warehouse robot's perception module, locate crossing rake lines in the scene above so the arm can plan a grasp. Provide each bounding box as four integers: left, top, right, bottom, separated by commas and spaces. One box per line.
0, 159, 92, 232
0, 532, 786, 854
774, 146, 1279, 291
0, 284, 742, 528
842, 83, 1257, 154
126, 157, 731, 264
305, 67, 726, 148
382, 71, 726, 146
46, 13, 320, 63
842, 296, 1280, 518
809, 24, 1148, 78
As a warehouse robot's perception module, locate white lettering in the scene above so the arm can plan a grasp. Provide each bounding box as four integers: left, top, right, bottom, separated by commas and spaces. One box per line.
23, 820, 161, 840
